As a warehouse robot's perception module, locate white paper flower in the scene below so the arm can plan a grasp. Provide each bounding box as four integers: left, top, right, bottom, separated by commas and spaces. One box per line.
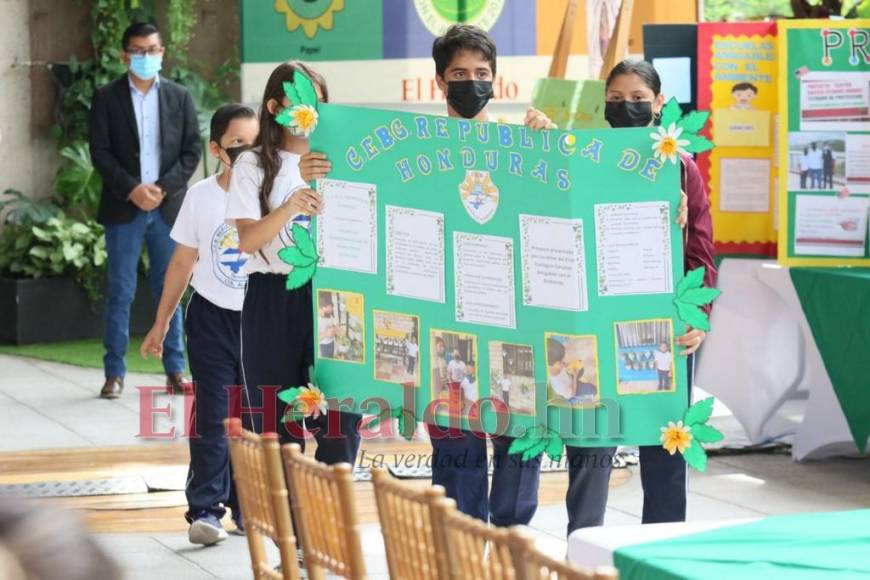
288, 104, 318, 137
650, 123, 690, 164
297, 383, 329, 420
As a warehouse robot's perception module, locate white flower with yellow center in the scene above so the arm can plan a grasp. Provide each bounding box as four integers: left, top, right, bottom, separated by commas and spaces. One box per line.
288, 104, 319, 138
297, 383, 329, 420
660, 420, 693, 455
651, 123, 690, 164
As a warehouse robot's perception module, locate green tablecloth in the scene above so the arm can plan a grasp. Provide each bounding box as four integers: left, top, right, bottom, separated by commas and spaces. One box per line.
613, 510, 870, 579
790, 268, 870, 453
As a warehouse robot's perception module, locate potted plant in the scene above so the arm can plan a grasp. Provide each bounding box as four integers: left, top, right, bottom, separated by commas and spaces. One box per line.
0, 190, 155, 344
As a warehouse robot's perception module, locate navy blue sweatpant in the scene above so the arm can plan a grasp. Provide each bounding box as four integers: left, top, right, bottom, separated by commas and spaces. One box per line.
184, 292, 241, 522
430, 430, 541, 526
240, 274, 361, 464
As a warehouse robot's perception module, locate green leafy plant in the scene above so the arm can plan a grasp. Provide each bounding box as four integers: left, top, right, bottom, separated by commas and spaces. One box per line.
673, 267, 721, 332
53, 141, 103, 218
0, 189, 62, 226
277, 224, 319, 290
508, 425, 565, 463
0, 216, 107, 303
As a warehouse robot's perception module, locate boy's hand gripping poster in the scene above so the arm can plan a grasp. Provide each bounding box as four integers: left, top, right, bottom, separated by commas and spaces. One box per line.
285, 103, 720, 470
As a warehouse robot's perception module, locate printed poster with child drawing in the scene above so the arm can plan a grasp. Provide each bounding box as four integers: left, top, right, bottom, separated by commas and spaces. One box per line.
286, 101, 719, 460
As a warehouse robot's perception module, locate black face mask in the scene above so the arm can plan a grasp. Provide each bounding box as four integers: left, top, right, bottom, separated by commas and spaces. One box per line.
223, 145, 250, 165
605, 100, 654, 128
447, 80, 494, 119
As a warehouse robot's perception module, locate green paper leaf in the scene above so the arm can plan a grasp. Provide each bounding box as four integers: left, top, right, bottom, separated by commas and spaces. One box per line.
275, 106, 294, 128
397, 407, 416, 441
277, 246, 317, 268
684, 397, 715, 427
285, 262, 317, 290
290, 223, 317, 260
544, 434, 564, 463
681, 132, 715, 154
508, 425, 545, 456
675, 110, 710, 134
674, 300, 711, 332
523, 438, 549, 463
681, 440, 708, 472
292, 70, 318, 108
659, 98, 683, 129
680, 287, 722, 307
277, 387, 302, 404
676, 267, 706, 296
691, 423, 724, 444
283, 81, 301, 108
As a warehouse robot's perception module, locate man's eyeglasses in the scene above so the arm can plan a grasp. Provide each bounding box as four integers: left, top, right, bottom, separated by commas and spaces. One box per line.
126, 46, 162, 56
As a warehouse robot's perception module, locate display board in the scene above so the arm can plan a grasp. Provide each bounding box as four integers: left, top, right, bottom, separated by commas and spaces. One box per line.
777, 19, 870, 267
698, 22, 779, 257
303, 103, 697, 448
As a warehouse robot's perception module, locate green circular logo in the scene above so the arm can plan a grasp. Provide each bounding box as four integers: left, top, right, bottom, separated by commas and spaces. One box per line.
286, 0, 336, 19
430, 0, 487, 22
413, 0, 505, 36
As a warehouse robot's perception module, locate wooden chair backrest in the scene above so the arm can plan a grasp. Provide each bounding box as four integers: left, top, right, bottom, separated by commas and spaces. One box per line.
281, 443, 366, 580
225, 418, 300, 580
370, 467, 450, 580
507, 528, 619, 580
436, 498, 518, 579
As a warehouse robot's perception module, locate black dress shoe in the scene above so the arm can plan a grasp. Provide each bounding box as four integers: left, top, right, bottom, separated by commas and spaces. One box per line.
166, 372, 189, 395
100, 376, 124, 399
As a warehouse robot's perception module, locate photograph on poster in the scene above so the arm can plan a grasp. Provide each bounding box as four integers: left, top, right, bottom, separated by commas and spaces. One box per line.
430, 329, 478, 418
787, 132, 845, 191
846, 133, 870, 194
488, 341, 536, 416
317, 289, 365, 364
545, 333, 599, 407
316, 179, 378, 274
615, 319, 675, 395
373, 311, 420, 387
798, 71, 870, 132
794, 194, 869, 257
719, 158, 771, 212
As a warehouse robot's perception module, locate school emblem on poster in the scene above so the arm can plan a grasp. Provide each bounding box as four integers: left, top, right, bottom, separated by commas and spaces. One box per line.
211, 224, 247, 289
412, 0, 505, 36
459, 170, 500, 225
275, 0, 345, 38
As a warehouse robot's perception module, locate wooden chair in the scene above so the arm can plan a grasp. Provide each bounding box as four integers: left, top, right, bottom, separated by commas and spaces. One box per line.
507, 528, 619, 580
370, 467, 450, 580
225, 418, 301, 580
282, 443, 366, 580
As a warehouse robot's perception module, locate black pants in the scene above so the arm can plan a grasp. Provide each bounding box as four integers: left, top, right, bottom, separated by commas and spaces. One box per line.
430, 430, 541, 526
184, 292, 241, 522
565, 355, 694, 533
240, 274, 361, 464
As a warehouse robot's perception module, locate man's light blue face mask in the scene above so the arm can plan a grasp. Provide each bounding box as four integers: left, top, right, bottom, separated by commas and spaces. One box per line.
129, 53, 162, 81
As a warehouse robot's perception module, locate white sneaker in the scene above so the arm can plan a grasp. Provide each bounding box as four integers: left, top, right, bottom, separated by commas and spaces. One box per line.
188, 513, 229, 546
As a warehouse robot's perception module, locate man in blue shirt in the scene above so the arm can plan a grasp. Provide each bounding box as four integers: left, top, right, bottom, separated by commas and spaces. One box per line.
89, 22, 201, 399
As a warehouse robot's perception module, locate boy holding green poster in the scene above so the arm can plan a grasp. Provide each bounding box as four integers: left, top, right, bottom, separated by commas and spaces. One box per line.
300, 24, 556, 527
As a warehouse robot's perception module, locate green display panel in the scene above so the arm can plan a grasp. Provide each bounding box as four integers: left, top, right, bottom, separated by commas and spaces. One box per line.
308, 103, 688, 447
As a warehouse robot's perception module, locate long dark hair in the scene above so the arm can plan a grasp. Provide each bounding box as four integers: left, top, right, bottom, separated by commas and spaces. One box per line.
254, 61, 328, 217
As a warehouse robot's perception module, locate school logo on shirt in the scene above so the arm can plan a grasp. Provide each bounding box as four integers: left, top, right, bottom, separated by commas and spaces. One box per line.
412, 0, 505, 36
211, 224, 247, 289
459, 170, 499, 225
279, 190, 313, 249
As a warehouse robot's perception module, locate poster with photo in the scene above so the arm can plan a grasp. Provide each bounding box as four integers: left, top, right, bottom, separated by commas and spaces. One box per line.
778, 19, 870, 267
308, 103, 690, 447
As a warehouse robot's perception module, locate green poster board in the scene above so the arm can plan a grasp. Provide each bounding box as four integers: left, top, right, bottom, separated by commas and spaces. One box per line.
307, 104, 688, 447
777, 19, 870, 267
531, 78, 609, 131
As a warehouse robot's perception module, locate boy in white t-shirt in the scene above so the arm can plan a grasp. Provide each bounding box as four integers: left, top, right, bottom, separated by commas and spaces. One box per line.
405, 334, 419, 377
654, 342, 673, 391
317, 293, 338, 358
141, 104, 258, 546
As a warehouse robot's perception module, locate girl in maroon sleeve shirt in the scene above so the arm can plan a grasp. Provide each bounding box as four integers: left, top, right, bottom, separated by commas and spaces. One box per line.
564, 60, 718, 535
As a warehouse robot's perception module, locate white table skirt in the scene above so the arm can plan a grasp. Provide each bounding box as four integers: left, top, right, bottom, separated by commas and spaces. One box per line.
694, 258, 861, 459
567, 519, 757, 568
